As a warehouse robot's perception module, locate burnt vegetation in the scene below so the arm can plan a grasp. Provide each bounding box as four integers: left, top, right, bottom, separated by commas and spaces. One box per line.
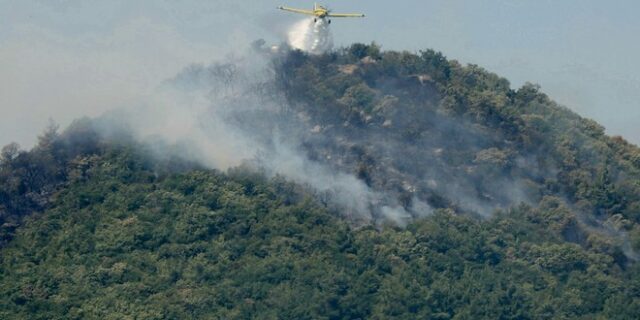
271, 44, 640, 226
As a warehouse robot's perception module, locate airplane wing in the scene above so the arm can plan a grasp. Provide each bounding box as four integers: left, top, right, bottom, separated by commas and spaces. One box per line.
327, 12, 365, 18
278, 6, 316, 16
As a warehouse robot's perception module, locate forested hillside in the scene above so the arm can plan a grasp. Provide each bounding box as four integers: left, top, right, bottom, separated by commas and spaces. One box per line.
272, 44, 640, 228
1, 44, 640, 318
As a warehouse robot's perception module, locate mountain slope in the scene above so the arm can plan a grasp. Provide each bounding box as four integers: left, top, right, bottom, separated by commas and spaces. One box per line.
1, 144, 639, 319
1, 44, 640, 318
266, 44, 640, 241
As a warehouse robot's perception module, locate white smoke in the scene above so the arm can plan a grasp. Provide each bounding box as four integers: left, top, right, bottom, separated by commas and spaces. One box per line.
287, 19, 333, 54
261, 138, 419, 226
95, 50, 431, 227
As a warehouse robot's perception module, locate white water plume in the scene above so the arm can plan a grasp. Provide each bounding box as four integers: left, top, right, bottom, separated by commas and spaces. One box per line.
287, 18, 333, 54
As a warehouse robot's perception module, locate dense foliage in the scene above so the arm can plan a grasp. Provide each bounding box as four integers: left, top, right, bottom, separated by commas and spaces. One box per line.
0, 119, 103, 246
1, 146, 639, 319
2, 44, 640, 318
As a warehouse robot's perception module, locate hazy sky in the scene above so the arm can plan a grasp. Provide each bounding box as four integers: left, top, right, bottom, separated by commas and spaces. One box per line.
1, 0, 639, 147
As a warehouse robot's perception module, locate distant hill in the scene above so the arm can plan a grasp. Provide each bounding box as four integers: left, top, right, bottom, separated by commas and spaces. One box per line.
1, 44, 639, 318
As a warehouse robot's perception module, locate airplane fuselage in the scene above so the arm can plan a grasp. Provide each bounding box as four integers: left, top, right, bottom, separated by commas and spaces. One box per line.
313, 6, 329, 18
278, 3, 365, 22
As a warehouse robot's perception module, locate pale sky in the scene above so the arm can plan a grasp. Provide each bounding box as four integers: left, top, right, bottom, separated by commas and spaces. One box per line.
1, 0, 639, 147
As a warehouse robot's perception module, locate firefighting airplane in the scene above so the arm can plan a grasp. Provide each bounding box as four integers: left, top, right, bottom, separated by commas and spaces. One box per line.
278, 3, 365, 24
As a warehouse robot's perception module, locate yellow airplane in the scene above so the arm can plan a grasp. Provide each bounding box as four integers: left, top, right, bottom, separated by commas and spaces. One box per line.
278, 2, 365, 24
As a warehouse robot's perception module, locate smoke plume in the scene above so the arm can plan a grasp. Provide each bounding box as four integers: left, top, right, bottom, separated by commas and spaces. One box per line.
287, 19, 333, 54
94, 48, 425, 227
